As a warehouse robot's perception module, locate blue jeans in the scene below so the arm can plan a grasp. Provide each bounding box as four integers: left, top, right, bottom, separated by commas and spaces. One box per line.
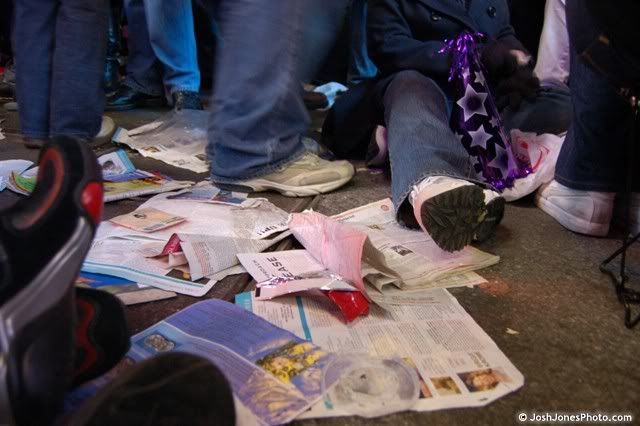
383, 70, 571, 222
14, 0, 108, 138
208, 0, 312, 182
555, 47, 634, 192
123, 0, 200, 95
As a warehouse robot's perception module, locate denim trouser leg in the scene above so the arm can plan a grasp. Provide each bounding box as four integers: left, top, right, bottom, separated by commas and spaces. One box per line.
50, 0, 108, 138
14, 0, 57, 138
500, 80, 572, 135
14, 0, 108, 138
347, 0, 378, 85
143, 0, 200, 94
384, 71, 478, 217
123, 0, 163, 95
555, 48, 633, 192
208, 0, 308, 182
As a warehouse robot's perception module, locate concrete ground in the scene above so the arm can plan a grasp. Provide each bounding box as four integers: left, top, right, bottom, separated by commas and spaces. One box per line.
1, 104, 639, 425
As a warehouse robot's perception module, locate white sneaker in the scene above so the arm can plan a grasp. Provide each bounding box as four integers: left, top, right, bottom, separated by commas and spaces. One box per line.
535, 180, 615, 236
95, 116, 116, 144
227, 153, 355, 197
411, 176, 486, 252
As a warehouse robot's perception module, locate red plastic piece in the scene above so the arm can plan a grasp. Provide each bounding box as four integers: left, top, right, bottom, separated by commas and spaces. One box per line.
81, 182, 104, 226
324, 290, 370, 322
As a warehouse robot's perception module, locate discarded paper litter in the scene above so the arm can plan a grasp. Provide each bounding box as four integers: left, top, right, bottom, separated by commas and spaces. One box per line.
112, 109, 209, 173
237, 288, 524, 417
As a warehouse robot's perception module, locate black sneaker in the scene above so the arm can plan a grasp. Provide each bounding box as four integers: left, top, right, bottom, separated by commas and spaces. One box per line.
412, 177, 487, 252
0, 137, 103, 425
105, 85, 166, 111
172, 90, 203, 111
73, 287, 130, 388
68, 352, 236, 426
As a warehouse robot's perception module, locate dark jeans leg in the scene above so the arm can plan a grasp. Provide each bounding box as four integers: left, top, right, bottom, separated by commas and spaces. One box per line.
14, 0, 58, 138
555, 47, 632, 192
208, 0, 308, 181
384, 71, 480, 215
122, 0, 163, 95
501, 80, 572, 135
50, 0, 108, 138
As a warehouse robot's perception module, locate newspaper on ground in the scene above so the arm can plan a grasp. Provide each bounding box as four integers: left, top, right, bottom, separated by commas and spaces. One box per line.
168, 181, 261, 208
85, 190, 291, 294
82, 238, 218, 297
236, 288, 524, 417
0, 159, 32, 192
178, 232, 291, 281
76, 271, 176, 305
237, 250, 486, 303
65, 300, 350, 425
112, 109, 209, 173
96, 191, 290, 242
4, 149, 193, 200
109, 207, 186, 233
332, 199, 499, 289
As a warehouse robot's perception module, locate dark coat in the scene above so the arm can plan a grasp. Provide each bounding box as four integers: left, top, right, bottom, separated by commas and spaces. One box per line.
322, 0, 527, 158
367, 0, 526, 82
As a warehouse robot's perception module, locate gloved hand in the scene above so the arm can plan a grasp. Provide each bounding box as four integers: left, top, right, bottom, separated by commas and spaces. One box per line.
480, 39, 520, 81
494, 67, 541, 110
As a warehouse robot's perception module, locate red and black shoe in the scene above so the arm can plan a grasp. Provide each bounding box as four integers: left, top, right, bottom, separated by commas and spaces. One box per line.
0, 137, 104, 425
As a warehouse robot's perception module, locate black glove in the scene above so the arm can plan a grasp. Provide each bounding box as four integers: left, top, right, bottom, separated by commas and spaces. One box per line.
480, 39, 520, 82
494, 67, 541, 110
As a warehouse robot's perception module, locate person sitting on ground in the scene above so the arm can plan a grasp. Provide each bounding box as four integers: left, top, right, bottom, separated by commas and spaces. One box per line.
365, 0, 571, 252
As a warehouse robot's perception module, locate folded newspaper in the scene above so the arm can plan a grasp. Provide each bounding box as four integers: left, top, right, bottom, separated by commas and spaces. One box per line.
237, 250, 486, 304
332, 199, 499, 289
236, 288, 524, 416
67, 300, 351, 426
5, 149, 193, 201
112, 109, 209, 173
84, 190, 291, 295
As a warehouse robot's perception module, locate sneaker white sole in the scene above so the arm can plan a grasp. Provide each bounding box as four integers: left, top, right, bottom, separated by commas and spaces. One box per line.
232, 173, 354, 197
535, 193, 610, 236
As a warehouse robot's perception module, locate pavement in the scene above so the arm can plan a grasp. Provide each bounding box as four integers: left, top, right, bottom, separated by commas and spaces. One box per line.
1, 103, 639, 425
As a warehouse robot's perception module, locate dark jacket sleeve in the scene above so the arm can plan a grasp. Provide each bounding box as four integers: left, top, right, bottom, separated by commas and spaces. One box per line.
368, 0, 529, 79
367, 0, 452, 79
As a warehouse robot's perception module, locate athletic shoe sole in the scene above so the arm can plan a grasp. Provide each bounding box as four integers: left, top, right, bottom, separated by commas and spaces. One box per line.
420, 184, 486, 252
535, 193, 610, 236
216, 171, 354, 197
475, 195, 505, 242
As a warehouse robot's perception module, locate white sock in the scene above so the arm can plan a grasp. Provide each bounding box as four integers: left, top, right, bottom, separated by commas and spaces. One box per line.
409, 176, 475, 207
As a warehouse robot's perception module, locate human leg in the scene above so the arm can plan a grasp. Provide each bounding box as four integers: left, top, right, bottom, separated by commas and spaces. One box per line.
208, 0, 354, 196
13, 0, 57, 139
50, 0, 109, 139
384, 70, 493, 251
143, 0, 200, 96
535, 48, 628, 235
